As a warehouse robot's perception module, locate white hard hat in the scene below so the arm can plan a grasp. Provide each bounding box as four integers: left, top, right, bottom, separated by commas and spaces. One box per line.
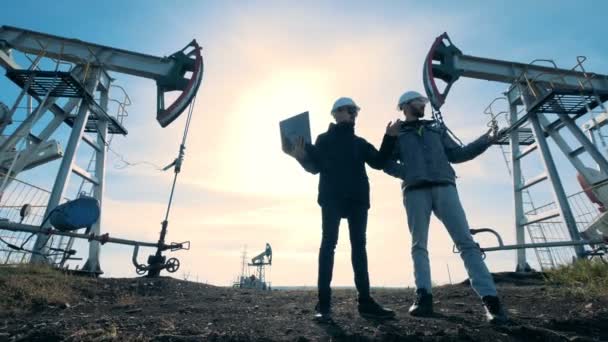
331, 97, 360, 113
397, 91, 429, 110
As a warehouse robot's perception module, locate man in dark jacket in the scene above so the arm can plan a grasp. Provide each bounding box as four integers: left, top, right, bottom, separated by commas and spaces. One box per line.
288, 97, 401, 320
383, 90, 508, 324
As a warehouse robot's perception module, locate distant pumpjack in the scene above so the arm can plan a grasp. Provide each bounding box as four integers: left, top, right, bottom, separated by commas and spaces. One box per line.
245, 243, 272, 290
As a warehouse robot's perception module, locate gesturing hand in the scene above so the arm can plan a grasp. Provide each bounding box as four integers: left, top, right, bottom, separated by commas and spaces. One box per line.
386, 119, 403, 137
486, 127, 508, 143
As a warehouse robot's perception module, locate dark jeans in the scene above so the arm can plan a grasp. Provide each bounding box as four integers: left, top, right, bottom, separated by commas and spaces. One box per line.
318, 204, 371, 308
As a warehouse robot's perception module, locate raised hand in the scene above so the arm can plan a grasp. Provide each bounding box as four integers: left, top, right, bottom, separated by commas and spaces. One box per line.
386, 119, 403, 137
486, 127, 508, 143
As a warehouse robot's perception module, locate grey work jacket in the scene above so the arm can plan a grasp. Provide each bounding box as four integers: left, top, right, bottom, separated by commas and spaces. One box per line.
383, 120, 491, 190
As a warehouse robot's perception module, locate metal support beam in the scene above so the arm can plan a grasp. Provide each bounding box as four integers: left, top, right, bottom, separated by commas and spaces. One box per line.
569, 146, 586, 158
0, 48, 84, 178
0, 221, 160, 248
82, 87, 109, 274
81, 134, 101, 152
30, 69, 100, 263
0, 48, 19, 70
557, 112, 608, 179
518, 172, 548, 191
523, 209, 560, 226
1, 51, 48, 134
517, 143, 538, 160
508, 103, 529, 270
528, 111, 585, 258
10, 99, 79, 174
71, 164, 99, 185
536, 114, 593, 180
0, 25, 177, 80
0, 140, 62, 172
0, 95, 58, 154
0, 78, 32, 135
456, 54, 608, 92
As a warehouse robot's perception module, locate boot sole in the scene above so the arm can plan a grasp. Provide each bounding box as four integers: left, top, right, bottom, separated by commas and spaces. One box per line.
488, 316, 509, 325
409, 310, 434, 317
313, 314, 333, 323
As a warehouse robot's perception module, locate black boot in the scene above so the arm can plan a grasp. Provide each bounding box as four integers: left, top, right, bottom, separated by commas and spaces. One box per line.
409, 288, 433, 317
481, 296, 508, 324
314, 301, 332, 322
358, 297, 395, 319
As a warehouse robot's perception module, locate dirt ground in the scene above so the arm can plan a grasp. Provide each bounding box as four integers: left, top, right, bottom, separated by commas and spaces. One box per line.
1, 270, 607, 341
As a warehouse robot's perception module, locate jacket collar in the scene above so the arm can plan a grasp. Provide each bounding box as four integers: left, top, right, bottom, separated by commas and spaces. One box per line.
400, 119, 437, 131
328, 122, 355, 135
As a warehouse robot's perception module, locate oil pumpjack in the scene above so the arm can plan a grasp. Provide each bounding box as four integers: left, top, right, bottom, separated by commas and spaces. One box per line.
234, 243, 272, 290
422, 33, 608, 270
0, 26, 203, 276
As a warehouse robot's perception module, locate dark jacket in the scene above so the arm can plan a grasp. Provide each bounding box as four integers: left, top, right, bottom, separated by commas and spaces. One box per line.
297, 122, 396, 209
383, 119, 491, 190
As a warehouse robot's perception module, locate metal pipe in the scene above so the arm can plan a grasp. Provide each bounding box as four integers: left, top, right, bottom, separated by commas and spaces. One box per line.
482, 239, 604, 252
0, 220, 160, 248
132, 245, 141, 267
470, 228, 505, 247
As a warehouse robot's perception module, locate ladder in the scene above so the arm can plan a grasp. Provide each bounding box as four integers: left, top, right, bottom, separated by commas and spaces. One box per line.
509, 83, 608, 268
498, 143, 557, 270
56, 88, 131, 268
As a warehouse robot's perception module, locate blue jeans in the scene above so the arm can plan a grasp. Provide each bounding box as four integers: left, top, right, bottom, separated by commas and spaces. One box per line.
403, 184, 497, 297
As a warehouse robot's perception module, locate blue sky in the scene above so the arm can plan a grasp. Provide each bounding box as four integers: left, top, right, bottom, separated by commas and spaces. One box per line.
1, 1, 607, 286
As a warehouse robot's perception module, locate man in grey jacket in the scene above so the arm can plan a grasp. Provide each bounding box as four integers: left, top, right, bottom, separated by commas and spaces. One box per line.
384, 90, 508, 324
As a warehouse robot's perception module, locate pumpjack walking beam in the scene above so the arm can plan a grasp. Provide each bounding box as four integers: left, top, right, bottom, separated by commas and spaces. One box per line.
0, 25, 204, 128
423, 33, 608, 269
423, 34, 608, 110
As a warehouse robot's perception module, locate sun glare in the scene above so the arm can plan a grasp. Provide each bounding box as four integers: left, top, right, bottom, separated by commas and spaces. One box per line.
203, 68, 335, 197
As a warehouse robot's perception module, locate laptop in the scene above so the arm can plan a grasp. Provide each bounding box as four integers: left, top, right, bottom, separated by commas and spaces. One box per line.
279, 111, 312, 154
